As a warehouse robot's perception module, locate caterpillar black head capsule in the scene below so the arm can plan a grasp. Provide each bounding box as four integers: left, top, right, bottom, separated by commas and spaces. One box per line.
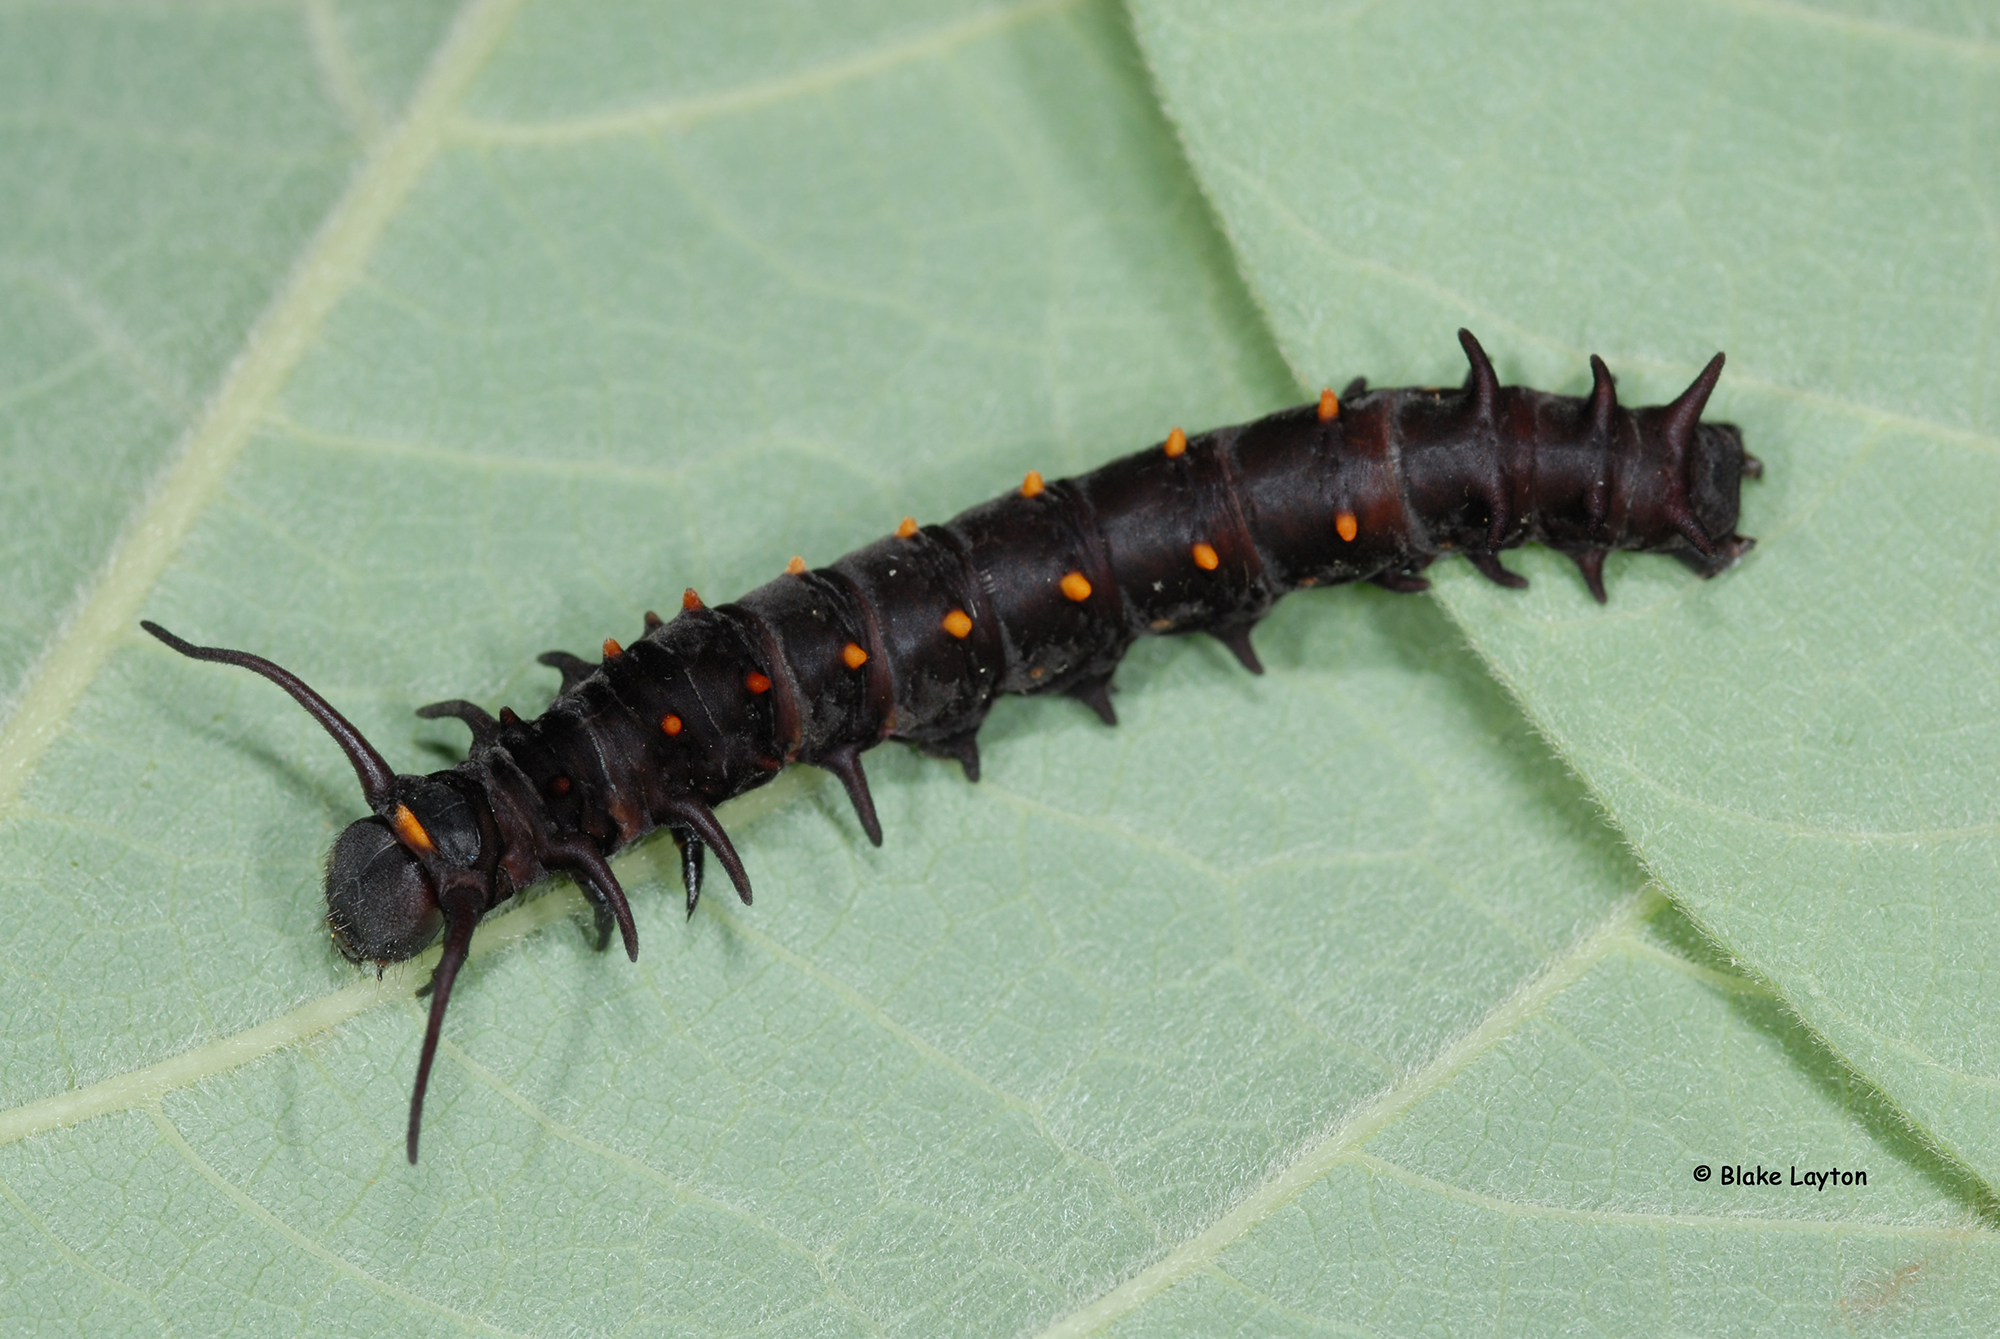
141, 621, 507, 1163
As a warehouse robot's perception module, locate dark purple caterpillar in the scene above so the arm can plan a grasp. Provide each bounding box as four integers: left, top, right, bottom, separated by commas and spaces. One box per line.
142, 330, 1758, 1161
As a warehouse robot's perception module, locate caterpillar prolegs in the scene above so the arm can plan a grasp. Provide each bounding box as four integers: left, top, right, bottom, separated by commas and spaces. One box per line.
142, 329, 1758, 1161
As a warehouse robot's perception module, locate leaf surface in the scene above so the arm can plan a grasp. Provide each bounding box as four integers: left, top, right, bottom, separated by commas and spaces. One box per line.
0, 1, 1993, 1334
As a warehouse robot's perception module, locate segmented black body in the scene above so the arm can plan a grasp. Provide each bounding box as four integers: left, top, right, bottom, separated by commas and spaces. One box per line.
142, 329, 1758, 1160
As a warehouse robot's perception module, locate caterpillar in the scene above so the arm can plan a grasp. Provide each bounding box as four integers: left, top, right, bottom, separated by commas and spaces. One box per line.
142, 329, 1758, 1162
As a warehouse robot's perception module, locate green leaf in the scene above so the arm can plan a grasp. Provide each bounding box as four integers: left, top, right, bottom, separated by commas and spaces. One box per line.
1132, 0, 2000, 1229
1086, 903, 2000, 1336
0, 2, 1992, 1334
0, 0, 459, 710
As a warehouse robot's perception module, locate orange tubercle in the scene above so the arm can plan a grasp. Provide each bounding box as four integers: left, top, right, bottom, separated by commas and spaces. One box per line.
602, 638, 622, 659
550, 775, 571, 796
682, 588, 703, 610
1022, 470, 1045, 498
1164, 427, 1187, 458
941, 608, 973, 638
390, 803, 434, 854
1060, 571, 1092, 602
1335, 511, 1358, 543
1191, 541, 1219, 571
745, 671, 771, 695
896, 516, 919, 538
842, 642, 869, 669
786, 555, 807, 575
1318, 389, 1340, 421
661, 713, 683, 735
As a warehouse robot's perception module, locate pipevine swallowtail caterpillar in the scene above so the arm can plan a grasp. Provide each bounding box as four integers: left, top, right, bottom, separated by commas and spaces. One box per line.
143, 329, 1759, 1161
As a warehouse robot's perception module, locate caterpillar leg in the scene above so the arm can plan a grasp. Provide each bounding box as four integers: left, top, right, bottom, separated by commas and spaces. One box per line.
678, 831, 706, 919
663, 794, 751, 908
1370, 569, 1432, 594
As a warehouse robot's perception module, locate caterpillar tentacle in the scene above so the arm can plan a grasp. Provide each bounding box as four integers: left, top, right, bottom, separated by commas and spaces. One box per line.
139, 330, 1757, 1160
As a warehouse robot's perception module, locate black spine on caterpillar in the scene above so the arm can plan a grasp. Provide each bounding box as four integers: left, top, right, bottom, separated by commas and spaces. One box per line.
139, 329, 1758, 1162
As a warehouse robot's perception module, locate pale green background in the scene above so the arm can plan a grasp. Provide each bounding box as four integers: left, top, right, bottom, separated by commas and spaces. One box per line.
0, 1, 1993, 1335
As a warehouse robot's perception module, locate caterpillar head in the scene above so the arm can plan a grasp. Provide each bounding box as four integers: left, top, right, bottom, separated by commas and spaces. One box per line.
324, 816, 440, 965
1681, 419, 1758, 574
324, 768, 497, 967
139, 620, 500, 1163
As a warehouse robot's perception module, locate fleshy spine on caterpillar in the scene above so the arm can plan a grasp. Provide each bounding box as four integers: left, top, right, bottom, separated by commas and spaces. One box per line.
141, 329, 1759, 1161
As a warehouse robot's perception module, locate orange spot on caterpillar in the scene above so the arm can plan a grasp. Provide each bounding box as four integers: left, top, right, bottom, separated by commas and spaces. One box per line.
941, 609, 973, 638
1191, 542, 1219, 570
1021, 470, 1045, 498
390, 803, 434, 854
682, 588, 703, 610
896, 516, 918, 538
550, 776, 571, 796
1060, 571, 1092, 601
745, 671, 771, 695
785, 555, 807, 575
842, 642, 868, 669
661, 713, 683, 735
1164, 427, 1187, 458
1335, 511, 1358, 542
1318, 389, 1339, 421
602, 638, 622, 659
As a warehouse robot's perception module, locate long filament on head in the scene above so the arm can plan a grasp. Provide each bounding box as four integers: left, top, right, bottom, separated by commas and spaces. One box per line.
140, 621, 398, 808
407, 888, 482, 1162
